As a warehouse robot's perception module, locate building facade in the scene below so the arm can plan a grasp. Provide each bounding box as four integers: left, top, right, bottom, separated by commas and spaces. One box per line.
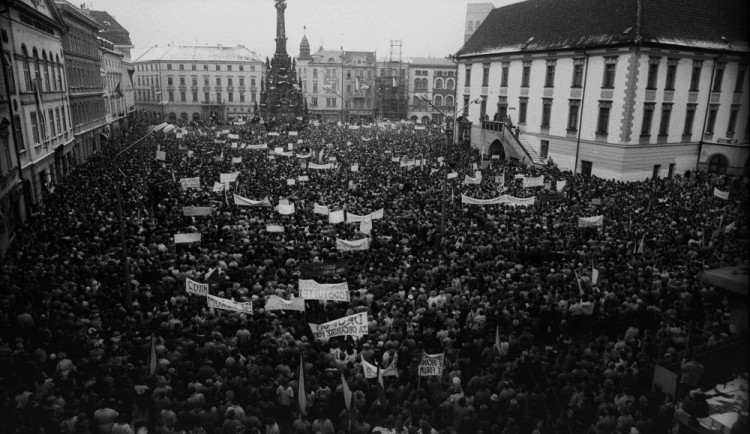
456, 0, 750, 181
4, 0, 74, 208
55, 0, 104, 171
90, 9, 136, 135
464, 3, 494, 44
297, 43, 376, 123
98, 37, 126, 139
376, 58, 408, 121
407, 57, 456, 124
133, 45, 264, 124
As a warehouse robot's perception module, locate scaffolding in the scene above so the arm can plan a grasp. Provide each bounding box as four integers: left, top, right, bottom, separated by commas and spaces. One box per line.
376, 40, 408, 121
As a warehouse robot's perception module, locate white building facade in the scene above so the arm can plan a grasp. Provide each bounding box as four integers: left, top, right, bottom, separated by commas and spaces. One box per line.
407, 57, 456, 125
456, 0, 749, 181
133, 45, 264, 124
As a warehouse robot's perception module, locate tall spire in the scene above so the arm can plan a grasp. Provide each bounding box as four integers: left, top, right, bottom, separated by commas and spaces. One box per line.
274, 0, 288, 56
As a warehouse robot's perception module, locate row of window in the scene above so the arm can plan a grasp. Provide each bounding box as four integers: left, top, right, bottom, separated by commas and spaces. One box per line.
308, 97, 373, 109
467, 58, 746, 93
64, 28, 97, 59
137, 90, 258, 104
67, 60, 100, 89
481, 95, 740, 138
19, 45, 65, 93
161, 76, 257, 88
25, 106, 68, 149
412, 95, 455, 108
413, 78, 455, 91
300, 68, 374, 80
136, 63, 257, 72
71, 100, 103, 127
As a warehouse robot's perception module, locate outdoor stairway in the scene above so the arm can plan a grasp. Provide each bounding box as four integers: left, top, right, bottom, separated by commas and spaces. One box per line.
516, 134, 547, 166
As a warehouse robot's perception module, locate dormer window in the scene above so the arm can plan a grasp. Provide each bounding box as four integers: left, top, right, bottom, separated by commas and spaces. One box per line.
103, 21, 111, 26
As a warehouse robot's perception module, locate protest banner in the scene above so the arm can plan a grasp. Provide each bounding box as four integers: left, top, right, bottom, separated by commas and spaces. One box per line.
523, 176, 545, 188
418, 352, 445, 376
299, 280, 350, 302
268, 132, 280, 136
309, 312, 368, 340
351, 164, 359, 172
299, 260, 349, 278
461, 194, 536, 207
538, 192, 565, 203
447, 172, 458, 180
246, 144, 268, 150
155, 151, 166, 161
264, 295, 305, 312
308, 163, 333, 170
329, 210, 345, 224
233, 195, 271, 206
232, 157, 242, 164
504, 195, 536, 207
212, 182, 225, 193
298, 175, 309, 182
287, 143, 294, 151
713, 188, 729, 200
360, 219, 372, 234
227, 133, 239, 140
557, 180, 567, 191
463, 175, 482, 185
219, 172, 240, 184
231, 143, 238, 149
187, 150, 193, 157
185, 278, 208, 296
206, 294, 253, 314
278, 203, 295, 215
363, 359, 399, 377
183, 206, 213, 217
288, 131, 298, 136
336, 238, 370, 251
578, 215, 604, 228
314, 203, 330, 215
174, 233, 201, 244
296, 152, 312, 159
287, 179, 296, 186
345, 209, 384, 223
266, 224, 285, 233
179, 177, 201, 189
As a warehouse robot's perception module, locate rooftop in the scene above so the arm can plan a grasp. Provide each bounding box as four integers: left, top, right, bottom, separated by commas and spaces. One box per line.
89, 10, 133, 46
133, 45, 263, 63
409, 57, 455, 67
457, 0, 749, 58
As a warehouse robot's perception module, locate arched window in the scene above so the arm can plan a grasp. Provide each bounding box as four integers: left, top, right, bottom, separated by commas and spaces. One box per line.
414, 78, 421, 91
434, 95, 443, 107
21, 45, 32, 91
181, 112, 188, 121
410, 115, 418, 123
434, 78, 443, 89
708, 154, 728, 174
32, 48, 40, 88
413, 96, 419, 107
422, 78, 428, 90
467, 21, 473, 32
192, 113, 201, 121
42, 51, 51, 91
57, 55, 63, 91
422, 116, 431, 125
446, 79, 454, 90
445, 95, 454, 108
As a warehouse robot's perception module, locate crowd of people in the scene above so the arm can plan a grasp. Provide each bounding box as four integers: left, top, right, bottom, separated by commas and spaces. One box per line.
0, 118, 747, 434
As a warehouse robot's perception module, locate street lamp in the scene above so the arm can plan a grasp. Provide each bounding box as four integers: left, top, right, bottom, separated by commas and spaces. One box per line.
416, 93, 481, 248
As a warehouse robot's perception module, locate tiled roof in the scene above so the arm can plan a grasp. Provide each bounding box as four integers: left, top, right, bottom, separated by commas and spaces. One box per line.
311, 50, 344, 63
457, 0, 749, 57
344, 51, 376, 65
133, 45, 263, 63
89, 10, 133, 46
409, 57, 454, 67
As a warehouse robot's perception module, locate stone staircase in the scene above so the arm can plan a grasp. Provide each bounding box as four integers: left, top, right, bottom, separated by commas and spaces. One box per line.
516, 134, 547, 166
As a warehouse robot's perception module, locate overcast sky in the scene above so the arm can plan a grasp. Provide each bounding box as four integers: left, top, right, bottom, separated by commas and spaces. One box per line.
85, 0, 523, 60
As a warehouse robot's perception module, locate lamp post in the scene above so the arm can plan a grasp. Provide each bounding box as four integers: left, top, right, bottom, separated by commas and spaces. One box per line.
113, 131, 154, 309
416, 93, 481, 247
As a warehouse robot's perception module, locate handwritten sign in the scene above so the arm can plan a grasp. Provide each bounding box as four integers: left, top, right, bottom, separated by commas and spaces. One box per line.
578, 215, 604, 228
180, 177, 201, 189
300, 260, 349, 278
264, 295, 305, 312
185, 278, 208, 296
309, 312, 368, 340
299, 280, 350, 302
206, 294, 253, 314
418, 352, 445, 376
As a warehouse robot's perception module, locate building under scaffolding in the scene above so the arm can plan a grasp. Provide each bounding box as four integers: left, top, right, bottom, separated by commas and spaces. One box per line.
375, 41, 408, 121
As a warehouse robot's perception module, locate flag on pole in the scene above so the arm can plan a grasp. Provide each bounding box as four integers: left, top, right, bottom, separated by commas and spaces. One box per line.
376, 364, 387, 407
298, 355, 307, 415
392, 76, 397, 88
637, 234, 645, 254
355, 76, 360, 91
342, 373, 352, 410
149, 335, 157, 375
591, 259, 599, 285
574, 271, 584, 296
495, 325, 501, 354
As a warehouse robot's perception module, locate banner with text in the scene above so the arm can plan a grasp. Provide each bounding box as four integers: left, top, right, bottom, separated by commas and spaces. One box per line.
174, 233, 201, 244
234, 195, 271, 207
309, 312, 368, 340
314, 203, 330, 215
180, 177, 201, 189
299, 280, 350, 302
185, 278, 209, 296
207, 294, 253, 314
220, 172, 240, 183
264, 295, 305, 312
183, 206, 214, 217
578, 215, 604, 228
418, 352, 445, 376
336, 238, 370, 251
300, 260, 349, 278
713, 188, 729, 200
346, 209, 384, 223
523, 176, 545, 188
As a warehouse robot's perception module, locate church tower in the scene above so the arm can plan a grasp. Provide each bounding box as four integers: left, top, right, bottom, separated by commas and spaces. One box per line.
260, 0, 305, 123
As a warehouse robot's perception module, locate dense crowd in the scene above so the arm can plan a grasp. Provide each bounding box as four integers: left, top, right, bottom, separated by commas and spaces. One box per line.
0, 119, 747, 434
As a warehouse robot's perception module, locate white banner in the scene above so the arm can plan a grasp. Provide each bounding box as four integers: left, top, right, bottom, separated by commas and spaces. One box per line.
360, 219, 372, 234
232, 157, 242, 164
180, 177, 201, 189
298, 175, 309, 182
523, 176, 545, 188
296, 152, 312, 159
174, 233, 201, 244
346, 209, 384, 223
234, 195, 271, 206
288, 131, 298, 136
557, 180, 567, 191
314, 203, 330, 215
183, 206, 213, 217
464, 174, 482, 185
578, 215, 604, 228
308, 163, 333, 170
207, 294, 253, 314
461, 194, 536, 207
268, 132, 280, 136
220, 172, 240, 184
286, 179, 296, 186
266, 224, 285, 233
504, 195, 536, 207
419, 352, 445, 376
329, 210, 345, 224
309, 312, 368, 340
185, 278, 208, 296
336, 238, 370, 251
155, 151, 166, 161
351, 164, 359, 172
447, 172, 458, 180
361, 359, 399, 378
299, 280, 350, 302
713, 188, 729, 200
278, 203, 296, 215
348, 125, 360, 130
264, 295, 305, 311
227, 133, 240, 140
213, 182, 226, 193
246, 144, 268, 150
